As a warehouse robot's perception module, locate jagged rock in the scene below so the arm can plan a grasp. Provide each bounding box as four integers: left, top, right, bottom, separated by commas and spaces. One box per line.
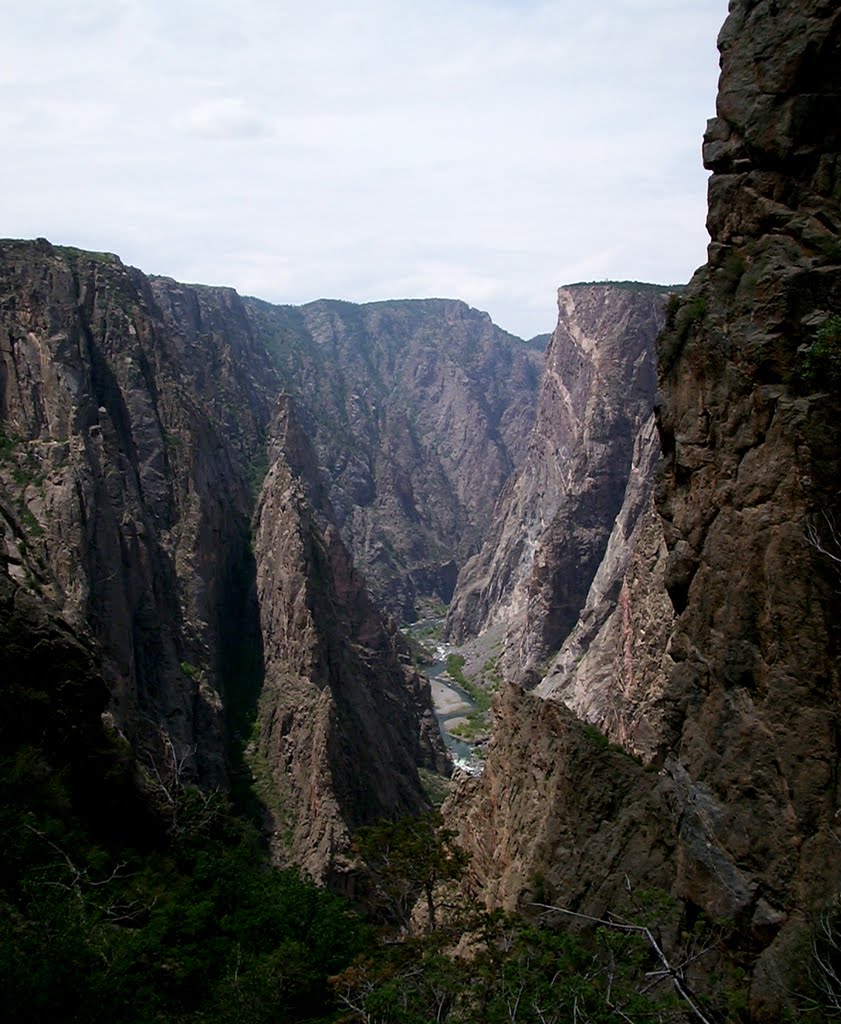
252, 398, 447, 881
0, 243, 270, 782
446, 282, 669, 683
0, 491, 156, 840
446, 3, 841, 1017
536, 416, 678, 761
450, 685, 673, 915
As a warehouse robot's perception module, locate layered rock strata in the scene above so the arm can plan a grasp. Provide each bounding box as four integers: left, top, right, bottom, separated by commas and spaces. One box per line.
446, 283, 669, 684
448, 2, 841, 1017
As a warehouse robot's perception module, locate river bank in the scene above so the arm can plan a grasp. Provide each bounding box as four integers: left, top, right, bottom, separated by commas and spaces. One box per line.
402, 619, 485, 773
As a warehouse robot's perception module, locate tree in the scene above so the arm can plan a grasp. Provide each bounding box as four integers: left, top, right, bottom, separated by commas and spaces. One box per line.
355, 810, 470, 931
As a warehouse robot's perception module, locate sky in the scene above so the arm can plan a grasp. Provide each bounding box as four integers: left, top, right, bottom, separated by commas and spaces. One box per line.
2, 0, 729, 340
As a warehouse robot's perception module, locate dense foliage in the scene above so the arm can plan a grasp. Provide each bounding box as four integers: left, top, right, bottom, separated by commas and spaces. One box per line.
332, 913, 691, 1024
0, 746, 369, 1024
5, 738, 836, 1023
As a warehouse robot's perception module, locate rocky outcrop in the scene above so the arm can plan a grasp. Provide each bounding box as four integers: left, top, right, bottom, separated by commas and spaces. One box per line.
245, 297, 541, 620
447, 2, 841, 1017
446, 283, 669, 683
0, 241, 448, 881
252, 398, 446, 881
451, 685, 671, 914
0, 482, 157, 843
650, 0, 841, 1007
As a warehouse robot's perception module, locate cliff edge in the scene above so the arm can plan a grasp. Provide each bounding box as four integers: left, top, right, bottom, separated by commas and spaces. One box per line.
448, 3, 841, 1017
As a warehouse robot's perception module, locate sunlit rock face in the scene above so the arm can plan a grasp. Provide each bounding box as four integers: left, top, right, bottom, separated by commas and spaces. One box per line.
446, 3, 841, 1019
446, 282, 669, 683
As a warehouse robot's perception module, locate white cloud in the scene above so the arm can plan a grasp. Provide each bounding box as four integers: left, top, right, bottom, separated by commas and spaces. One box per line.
1, 0, 729, 338
173, 99, 272, 139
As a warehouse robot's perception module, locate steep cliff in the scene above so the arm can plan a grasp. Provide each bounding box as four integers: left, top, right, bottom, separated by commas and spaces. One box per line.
245, 297, 541, 620
0, 241, 447, 881
251, 397, 445, 881
652, 0, 841, 1004
0, 242, 271, 782
0, 485, 135, 807
536, 417, 677, 763
448, 2, 841, 1017
446, 283, 669, 683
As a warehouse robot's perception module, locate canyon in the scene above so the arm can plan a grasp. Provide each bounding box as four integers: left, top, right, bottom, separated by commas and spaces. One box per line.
444, 3, 841, 1020
1, 0, 840, 1020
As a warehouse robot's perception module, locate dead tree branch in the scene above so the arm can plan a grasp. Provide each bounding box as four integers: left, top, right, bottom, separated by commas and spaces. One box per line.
530, 902, 717, 1024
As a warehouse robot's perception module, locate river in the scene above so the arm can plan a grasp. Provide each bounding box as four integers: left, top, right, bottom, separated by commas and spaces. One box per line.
405, 620, 483, 773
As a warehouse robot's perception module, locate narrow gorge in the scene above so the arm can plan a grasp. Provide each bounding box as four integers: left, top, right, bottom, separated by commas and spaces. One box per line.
2, 1, 840, 1021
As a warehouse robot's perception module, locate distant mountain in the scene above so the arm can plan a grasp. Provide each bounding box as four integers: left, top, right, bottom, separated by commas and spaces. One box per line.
240, 295, 542, 620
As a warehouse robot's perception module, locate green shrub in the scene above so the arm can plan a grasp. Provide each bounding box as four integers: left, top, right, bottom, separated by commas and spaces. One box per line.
0, 746, 369, 1024
799, 314, 841, 391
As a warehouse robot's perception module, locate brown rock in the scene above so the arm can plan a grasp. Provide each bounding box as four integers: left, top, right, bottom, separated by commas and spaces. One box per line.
252, 398, 447, 881
446, 4, 841, 1017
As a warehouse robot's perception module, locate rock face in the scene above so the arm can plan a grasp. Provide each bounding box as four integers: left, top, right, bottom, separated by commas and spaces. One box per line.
448, 2, 841, 1016
446, 283, 669, 684
0, 487, 157, 847
451, 685, 671, 914
252, 398, 445, 881
0, 240, 447, 879
245, 297, 542, 620
536, 417, 677, 763
0, 243, 270, 783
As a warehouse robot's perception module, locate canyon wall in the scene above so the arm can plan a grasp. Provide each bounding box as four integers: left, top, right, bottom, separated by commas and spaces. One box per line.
446, 282, 669, 684
448, 2, 841, 1017
245, 296, 542, 620
0, 241, 449, 878
0, 243, 268, 783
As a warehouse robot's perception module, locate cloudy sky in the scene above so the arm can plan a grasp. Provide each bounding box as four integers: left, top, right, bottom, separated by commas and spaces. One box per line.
2, 0, 728, 339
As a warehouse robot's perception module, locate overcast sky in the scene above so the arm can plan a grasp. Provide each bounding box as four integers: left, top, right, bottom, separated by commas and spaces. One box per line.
2, 0, 728, 339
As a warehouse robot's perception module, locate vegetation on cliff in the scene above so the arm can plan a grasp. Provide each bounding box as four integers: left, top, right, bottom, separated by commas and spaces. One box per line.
1, 755, 369, 1023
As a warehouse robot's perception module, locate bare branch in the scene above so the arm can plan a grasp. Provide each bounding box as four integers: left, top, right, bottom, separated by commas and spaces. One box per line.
530, 902, 717, 1024
806, 511, 841, 569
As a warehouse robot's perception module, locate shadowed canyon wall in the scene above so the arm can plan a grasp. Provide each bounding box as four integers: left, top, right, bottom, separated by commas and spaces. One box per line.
0, 242, 457, 878
446, 3, 841, 1017
3, 4, 839, 1015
